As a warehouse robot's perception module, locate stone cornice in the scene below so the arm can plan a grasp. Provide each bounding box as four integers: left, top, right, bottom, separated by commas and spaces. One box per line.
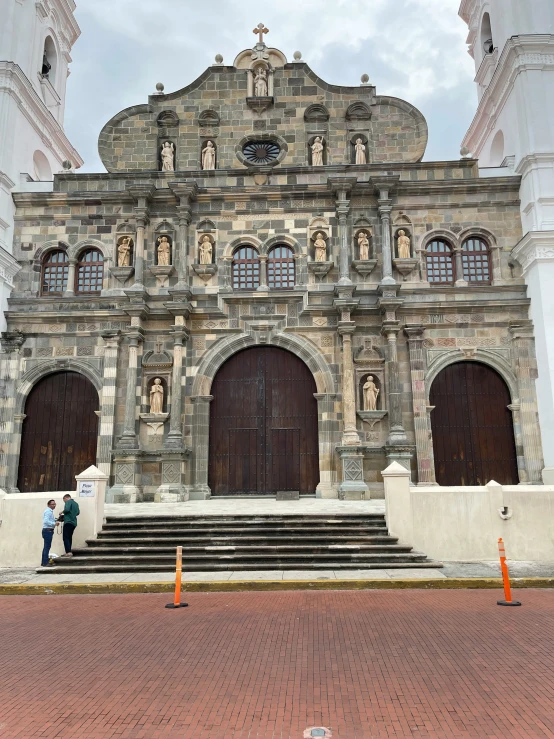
0, 62, 83, 167
511, 231, 554, 274
0, 246, 21, 286
35, 0, 81, 48
462, 35, 554, 157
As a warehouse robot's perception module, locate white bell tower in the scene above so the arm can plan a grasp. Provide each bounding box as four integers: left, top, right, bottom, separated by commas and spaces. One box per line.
0, 0, 83, 329
460, 0, 554, 482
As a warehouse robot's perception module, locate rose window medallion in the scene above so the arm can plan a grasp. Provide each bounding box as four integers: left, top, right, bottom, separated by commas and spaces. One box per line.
242, 140, 280, 165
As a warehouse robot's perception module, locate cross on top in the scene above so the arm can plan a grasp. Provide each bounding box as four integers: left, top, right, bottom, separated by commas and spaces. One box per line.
253, 23, 269, 44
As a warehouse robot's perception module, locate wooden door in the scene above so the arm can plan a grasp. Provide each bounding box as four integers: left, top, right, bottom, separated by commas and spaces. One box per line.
430, 361, 518, 486
209, 347, 319, 495
18, 372, 99, 492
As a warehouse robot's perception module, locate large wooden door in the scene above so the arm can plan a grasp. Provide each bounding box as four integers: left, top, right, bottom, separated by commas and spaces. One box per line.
18, 372, 99, 492
209, 347, 319, 495
430, 361, 518, 486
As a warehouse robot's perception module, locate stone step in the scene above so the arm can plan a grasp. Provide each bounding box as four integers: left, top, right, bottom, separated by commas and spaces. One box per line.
87, 535, 399, 547
104, 514, 385, 523
77, 544, 413, 556
101, 518, 386, 530
44, 559, 440, 574
97, 526, 389, 538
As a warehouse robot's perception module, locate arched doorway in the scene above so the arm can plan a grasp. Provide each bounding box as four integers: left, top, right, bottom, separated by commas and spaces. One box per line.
430, 361, 518, 486
17, 372, 99, 492
209, 347, 319, 495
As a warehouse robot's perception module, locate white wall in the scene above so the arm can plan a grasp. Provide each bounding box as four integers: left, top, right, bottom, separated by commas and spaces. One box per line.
383, 462, 554, 561
0, 466, 107, 568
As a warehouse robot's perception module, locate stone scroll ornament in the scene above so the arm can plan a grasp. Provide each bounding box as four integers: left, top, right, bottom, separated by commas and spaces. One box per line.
161, 141, 175, 171
358, 231, 370, 261
311, 137, 324, 166
355, 138, 367, 164
117, 236, 132, 266
202, 141, 216, 170
150, 378, 164, 414
314, 232, 327, 262
363, 376, 379, 411
199, 235, 213, 264
397, 230, 411, 259
157, 236, 171, 265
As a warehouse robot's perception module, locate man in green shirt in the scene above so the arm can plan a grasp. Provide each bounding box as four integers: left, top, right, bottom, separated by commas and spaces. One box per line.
60, 494, 80, 557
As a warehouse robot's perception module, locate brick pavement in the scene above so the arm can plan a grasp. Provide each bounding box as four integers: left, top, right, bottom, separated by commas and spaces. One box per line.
0, 590, 553, 739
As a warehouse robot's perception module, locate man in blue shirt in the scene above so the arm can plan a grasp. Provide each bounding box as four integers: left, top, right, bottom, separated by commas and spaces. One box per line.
41, 499, 58, 567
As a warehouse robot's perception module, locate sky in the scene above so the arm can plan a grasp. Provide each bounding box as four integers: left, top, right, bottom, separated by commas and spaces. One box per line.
65, 0, 477, 172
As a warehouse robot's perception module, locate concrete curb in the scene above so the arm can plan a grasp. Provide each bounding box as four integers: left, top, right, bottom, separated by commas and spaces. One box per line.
0, 577, 553, 595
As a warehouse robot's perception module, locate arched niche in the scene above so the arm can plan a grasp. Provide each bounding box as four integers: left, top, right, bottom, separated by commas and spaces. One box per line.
304, 103, 330, 123
346, 101, 372, 122
359, 373, 381, 411
307, 135, 327, 166
490, 130, 505, 167
146, 375, 169, 414
350, 133, 369, 164
154, 224, 173, 266
33, 150, 52, 181
156, 110, 179, 128
41, 35, 58, 85
198, 109, 220, 127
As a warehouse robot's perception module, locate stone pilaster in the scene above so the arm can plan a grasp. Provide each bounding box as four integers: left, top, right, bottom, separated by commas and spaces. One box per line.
404, 325, 436, 484
0, 332, 25, 493
454, 246, 468, 287
168, 180, 198, 295
328, 177, 357, 285
374, 180, 399, 287
314, 393, 339, 498
97, 330, 121, 479
126, 186, 154, 291
64, 258, 77, 297
166, 325, 189, 448
117, 332, 143, 450
379, 284, 407, 447
189, 395, 213, 499
338, 324, 360, 446
509, 321, 544, 483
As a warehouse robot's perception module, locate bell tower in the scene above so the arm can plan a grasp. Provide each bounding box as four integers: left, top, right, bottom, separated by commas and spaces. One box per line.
0, 0, 83, 328
460, 0, 554, 482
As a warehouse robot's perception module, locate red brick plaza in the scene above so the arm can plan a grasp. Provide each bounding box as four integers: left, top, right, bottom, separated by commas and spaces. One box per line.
1, 590, 553, 738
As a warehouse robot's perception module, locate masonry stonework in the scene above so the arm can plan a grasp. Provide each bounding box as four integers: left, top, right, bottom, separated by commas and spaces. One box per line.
0, 40, 544, 501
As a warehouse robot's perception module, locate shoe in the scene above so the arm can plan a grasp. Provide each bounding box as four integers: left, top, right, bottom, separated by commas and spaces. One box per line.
41, 563, 55, 568
60, 553, 71, 557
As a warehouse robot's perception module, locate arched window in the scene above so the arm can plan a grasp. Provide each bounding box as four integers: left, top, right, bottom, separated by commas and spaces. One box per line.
462, 238, 491, 284
41, 250, 68, 295
267, 246, 295, 289
480, 12, 494, 55
42, 36, 58, 85
426, 240, 455, 285
232, 246, 260, 290
76, 249, 104, 293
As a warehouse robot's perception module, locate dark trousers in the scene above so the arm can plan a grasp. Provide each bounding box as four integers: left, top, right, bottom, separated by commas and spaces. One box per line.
63, 523, 76, 553
41, 529, 54, 566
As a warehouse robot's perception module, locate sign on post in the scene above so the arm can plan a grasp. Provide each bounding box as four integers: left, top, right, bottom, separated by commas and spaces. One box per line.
78, 480, 96, 498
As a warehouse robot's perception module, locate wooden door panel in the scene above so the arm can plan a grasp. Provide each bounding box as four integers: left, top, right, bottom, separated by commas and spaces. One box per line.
209, 347, 319, 495
18, 372, 99, 493
430, 362, 518, 486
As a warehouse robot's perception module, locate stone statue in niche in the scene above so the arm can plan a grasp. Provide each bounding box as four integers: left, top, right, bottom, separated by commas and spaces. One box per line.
117, 236, 132, 267
199, 235, 213, 264
202, 141, 216, 170
254, 66, 268, 97
149, 378, 164, 414
157, 236, 171, 265
311, 137, 324, 166
355, 138, 367, 165
161, 141, 175, 172
397, 230, 411, 259
314, 232, 327, 262
363, 376, 379, 411
357, 231, 370, 261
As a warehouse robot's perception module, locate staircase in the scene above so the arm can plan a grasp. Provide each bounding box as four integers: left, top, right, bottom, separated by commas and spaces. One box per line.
48, 514, 441, 573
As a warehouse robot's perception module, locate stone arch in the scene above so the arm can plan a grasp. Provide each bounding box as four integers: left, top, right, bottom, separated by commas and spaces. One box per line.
458, 226, 497, 248
345, 101, 371, 121
261, 234, 301, 257
15, 359, 103, 416
68, 238, 109, 261
192, 332, 336, 397
197, 109, 220, 127
157, 110, 179, 127
418, 228, 459, 252
304, 103, 330, 123
490, 129, 504, 166
222, 235, 262, 259
425, 350, 519, 404
33, 240, 69, 267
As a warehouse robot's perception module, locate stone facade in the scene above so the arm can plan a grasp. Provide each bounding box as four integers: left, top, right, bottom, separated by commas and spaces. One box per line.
0, 41, 544, 501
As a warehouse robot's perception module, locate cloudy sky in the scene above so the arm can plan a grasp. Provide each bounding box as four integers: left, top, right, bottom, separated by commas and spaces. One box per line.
65, 0, 477, 172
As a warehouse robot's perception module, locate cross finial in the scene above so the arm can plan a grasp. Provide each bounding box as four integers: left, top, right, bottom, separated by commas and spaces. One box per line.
253, 22, 269, 44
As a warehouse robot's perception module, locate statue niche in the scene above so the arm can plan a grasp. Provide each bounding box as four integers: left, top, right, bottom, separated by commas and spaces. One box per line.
156, 235, 172, 266
362, 375, 380, 411
160, 141, 175, 172
117, 236, 133, 266
201, 140, 216, 170
397, 229, 412, 259
149, 378, 165, 414
310, 136, 325, 166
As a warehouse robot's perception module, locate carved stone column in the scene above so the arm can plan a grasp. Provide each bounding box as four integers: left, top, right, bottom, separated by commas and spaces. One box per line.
314, 393, 339, 498
166, 326, 189, 448
168, 181, 198, 295
328, 177, 357, 285
383, 327, 408, 445
64, 258, 77, 297
338, 324, 360, 446
126, 186, 154, 291
404, 326, 436, 484
454, 246, 468, 287
510, 321, 544, 483
374, 191, 394, 287
117, 332, 143, 449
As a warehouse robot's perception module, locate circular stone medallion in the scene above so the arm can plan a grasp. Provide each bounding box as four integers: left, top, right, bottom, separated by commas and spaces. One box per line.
242, 140, 281, 165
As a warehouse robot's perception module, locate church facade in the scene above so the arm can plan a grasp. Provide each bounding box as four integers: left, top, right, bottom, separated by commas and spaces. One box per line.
0, 36, 544, 502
